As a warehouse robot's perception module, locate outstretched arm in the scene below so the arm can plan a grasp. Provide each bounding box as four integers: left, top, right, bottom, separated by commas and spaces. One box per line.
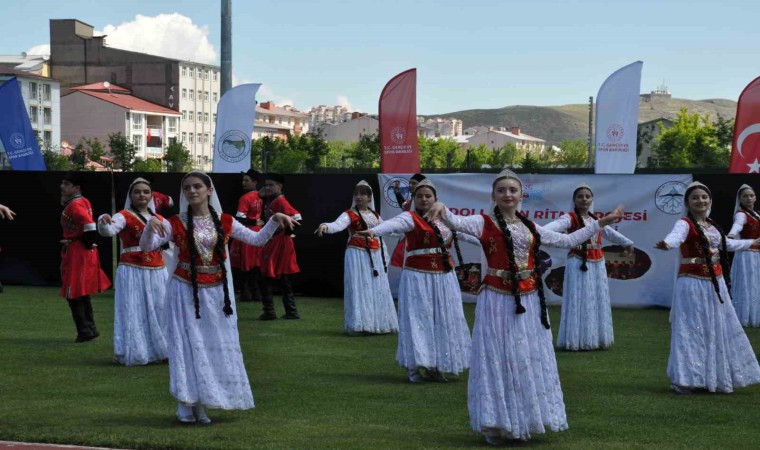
140, 217, 173, 251
231, 218, 280, 246
360, 213, 414, 238
727, 212, 746, 238
655, 220, 688, 250
0, 203, 16, 220
97, 213, 126, 237
315, 212, 350, 237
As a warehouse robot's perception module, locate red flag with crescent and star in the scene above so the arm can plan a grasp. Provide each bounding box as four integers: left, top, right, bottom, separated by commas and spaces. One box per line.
730, 76, 760, 173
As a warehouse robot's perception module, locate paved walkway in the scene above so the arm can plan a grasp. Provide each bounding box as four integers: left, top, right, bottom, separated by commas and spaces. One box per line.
0, 442, 123, 450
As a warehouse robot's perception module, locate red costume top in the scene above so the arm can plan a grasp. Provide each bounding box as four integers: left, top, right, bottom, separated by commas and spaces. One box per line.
345, 209, 381, 250
479, 215, 540, 295
169, 213, 234, 286
261, 195, 300, 277
152, 191, 173, 212
678, 219, 723, 279
230, 190, 263, 271
59, 196, 111, 298
403, 212, 454, 274
567, 212, 604, 261
738, 211, 760, 250
390, 198, 413, 267
117, 210, 165, 269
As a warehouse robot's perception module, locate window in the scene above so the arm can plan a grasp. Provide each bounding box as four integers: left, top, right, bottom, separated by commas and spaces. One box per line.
181, 132, 187, 142
204, 112, 209, 123
188, 110, 194, 122
203, 69, 208, 80
188, 67, 195, 78
29, 82, 38, 100
43, 131, 52, 147
188, 133, 194, 145
132, 135, 142, 152
197, 112, 202, 122
43, 108, 52, 125
213, 71, 218, 81
204, 91, 209, 101
132, 114, 143, 130
189, 89, 194, 100
168, 117, 177, 133
182, 88, 187, 99
182, 66, 187, 77
29, 106, 38, 123
204, 133, 210, 143
212, 92, 218, 102
43, 84, 51, 101
197, 133, 202, 143
182, 110, 187, 120
213, 113, 217, 123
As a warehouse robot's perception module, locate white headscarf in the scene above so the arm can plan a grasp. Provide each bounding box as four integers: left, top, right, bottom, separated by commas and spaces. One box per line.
351, 180, 376, 212
124, 177, 157, 212
683, 181, 712, 217
571, 182, 594, 215
734, 184, 755, 215
490, 168, 523, 213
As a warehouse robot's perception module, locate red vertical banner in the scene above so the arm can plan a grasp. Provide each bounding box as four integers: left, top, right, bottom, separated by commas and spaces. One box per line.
379, 68, 420, 173
730, 76, 760, 173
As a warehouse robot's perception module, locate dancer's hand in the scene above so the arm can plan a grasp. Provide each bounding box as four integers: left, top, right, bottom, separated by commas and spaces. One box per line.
654, 240, 668, 250
622, 245, 634, 256
98, 214, 113, 225
148, 217, 166, 237
314, 224, 328, 237
272, 213, 299, 230
598, 205, 624, 227
256, 219, 265, 227
0, 204, 16, 220
753, 238, 760, 247
425, 202, 446, 222
357, 229, 375, 238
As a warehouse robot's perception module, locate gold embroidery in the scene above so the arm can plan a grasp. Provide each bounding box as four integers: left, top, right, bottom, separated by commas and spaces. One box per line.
423, 232, 430, 245
489, 237, 498, 254
431, 260, 438, 269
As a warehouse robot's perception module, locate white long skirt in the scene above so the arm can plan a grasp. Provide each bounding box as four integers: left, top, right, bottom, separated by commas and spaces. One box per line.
730, 250, 760, 327
556, 258, 614, 350
343, 247, 398, 334
668, 275, 760, 392
113, 264, 169, 366
396, 269, 471, 374
165, 278, 254, 409
468, 289, 568, 441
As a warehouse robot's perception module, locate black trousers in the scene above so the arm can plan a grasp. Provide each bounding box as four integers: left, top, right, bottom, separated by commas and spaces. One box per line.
260, 275, 299, 318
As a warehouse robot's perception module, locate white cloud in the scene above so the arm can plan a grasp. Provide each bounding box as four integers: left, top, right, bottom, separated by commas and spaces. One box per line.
101, 14, 217, 64
25, 44, 50, 56
336, 95, 354, 111
258, 84, 296, 109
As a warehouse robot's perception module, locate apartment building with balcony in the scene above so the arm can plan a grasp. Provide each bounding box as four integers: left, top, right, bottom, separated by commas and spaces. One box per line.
253, 101, 309, 139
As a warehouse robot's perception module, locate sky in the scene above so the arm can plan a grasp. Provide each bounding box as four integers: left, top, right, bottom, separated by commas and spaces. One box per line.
1, 0, 759, 114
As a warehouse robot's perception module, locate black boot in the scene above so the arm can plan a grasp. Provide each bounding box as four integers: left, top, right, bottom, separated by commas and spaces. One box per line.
280, 275, 300, 320
250, 269, 262, 302
68, 298, 96, 343
239, 270, 253, 302
82, 296, 100, 339
259, 277, 277, 320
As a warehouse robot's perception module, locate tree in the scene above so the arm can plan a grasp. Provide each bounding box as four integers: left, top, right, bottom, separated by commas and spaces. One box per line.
651, 108, 730, 169
132, 158, 163, 172
553, 140, 588, 168
42, 148, 72, 171
163, 141, 193, 172
466, 144, 492, 170
304, 132, 329, 172
520, 151, 542, 171
348, 133, 380, 169
108, 132, 137, 171
489, 143, 523, 169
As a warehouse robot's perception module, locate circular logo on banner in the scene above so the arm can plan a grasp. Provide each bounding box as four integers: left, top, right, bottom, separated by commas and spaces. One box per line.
9, 133, 25, 149
655, 181, 688, 215
383, 177, 408, 208
390, 127, 406, 145
606, 124, 624, 142
218, 130, 250, 163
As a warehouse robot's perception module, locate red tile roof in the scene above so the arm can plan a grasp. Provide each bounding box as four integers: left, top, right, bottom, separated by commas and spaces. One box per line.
69, 82, 180, 115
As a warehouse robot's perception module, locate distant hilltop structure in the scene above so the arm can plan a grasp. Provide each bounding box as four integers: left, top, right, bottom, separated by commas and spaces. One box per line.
641, 83, 672, 102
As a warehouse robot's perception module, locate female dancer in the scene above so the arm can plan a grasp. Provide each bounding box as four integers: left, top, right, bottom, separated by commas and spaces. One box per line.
315, 180, 398, 335
655, 181, 760, 394
389, 173, 426, 268
97, 178, 169, 365
543, 183, 633, 351
426, 170, 623, 444
140, 172, 298, 424
360, 179, 471, 383
727, 184, 760, 327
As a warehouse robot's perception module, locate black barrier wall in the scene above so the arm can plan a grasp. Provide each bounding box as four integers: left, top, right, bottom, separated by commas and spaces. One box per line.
0, 171, 381, 297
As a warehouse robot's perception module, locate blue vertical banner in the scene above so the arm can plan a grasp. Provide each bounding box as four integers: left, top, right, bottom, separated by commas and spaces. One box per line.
212, 83, 260, 173
0, 77, 46, 170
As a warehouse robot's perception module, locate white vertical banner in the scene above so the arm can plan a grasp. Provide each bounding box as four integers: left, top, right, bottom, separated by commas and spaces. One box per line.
212, 83, 260, 173
378, 173, 691, 307
594, 61, 643, 174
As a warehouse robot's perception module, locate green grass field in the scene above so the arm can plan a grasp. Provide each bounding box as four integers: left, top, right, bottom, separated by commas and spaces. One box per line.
0, 286, 759, 449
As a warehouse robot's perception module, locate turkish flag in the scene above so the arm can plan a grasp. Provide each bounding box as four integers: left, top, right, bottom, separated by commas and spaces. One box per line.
730, 76, 760, 173
379, 68, 420, 173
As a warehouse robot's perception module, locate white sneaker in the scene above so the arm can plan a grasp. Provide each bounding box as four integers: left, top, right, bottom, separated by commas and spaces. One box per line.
176, 403, 196, 424
193, 405, 212, 425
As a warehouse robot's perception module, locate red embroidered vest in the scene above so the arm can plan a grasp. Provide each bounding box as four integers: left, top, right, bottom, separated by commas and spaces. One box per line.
169, 213, 234, 286
480, 215, 540, 295
118, 210, 165, 268
403, 212, 453, 273
738, 211, 760, 251
678, 219, 722, 279
345, 210, 381, 250
567, 212, 604, 261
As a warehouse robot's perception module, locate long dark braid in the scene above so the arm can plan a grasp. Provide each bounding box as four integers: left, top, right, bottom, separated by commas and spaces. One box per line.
186, 212, 202, 319
209, 205, 233, 316
707, 217, 731, 294
516, 211, 551, 329
424, 215, 453, 273
574, 207, 590, 272
492, 206, 526, 315
451, 231, 464, 269
372, 209, 388, 273
686, 212, 724, 304
354, 207, 379, 277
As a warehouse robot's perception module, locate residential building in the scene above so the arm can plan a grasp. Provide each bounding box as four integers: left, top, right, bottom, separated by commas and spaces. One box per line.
417, 117, 463, 138
49, 19, 219, 170
637, 117, 674, 167
253, 101, 309, 139
0, 53, 51, 76
307, 105, 353, 130
60, 82, 180, 162
0, 69, 61, 151
318, 115, 379, 142
465, 127, 546, 152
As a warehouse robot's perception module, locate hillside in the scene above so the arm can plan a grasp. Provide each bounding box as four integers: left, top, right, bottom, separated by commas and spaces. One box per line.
421, 97, 737, 144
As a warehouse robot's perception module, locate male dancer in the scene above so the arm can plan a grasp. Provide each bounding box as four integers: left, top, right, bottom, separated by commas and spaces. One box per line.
59, 173, 111, 342
231, 169, 264, 302
260, 173, 301, 320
